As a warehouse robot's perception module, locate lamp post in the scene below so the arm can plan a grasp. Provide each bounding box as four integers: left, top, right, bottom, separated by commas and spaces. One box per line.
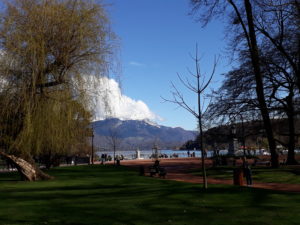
90, 124, 100, 165
228, 125, 237, 156
231, 125, 236, 137
91, 130, 94, 165
240, 115, 246, 157
152, 145, 159, 161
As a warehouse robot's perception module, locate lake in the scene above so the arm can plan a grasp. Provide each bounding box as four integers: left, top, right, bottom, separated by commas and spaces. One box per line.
96, 149, 215, 160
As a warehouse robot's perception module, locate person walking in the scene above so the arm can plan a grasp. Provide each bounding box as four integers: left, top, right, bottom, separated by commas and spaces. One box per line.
244, 165, 253, 186
101, 154, 105, 164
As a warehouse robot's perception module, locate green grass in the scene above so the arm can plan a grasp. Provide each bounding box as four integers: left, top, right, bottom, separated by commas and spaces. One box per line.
0, 165, 300, 225
192, 166, 300, 184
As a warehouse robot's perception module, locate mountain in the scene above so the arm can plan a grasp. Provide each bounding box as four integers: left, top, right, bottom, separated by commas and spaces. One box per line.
92, 118, 196, 150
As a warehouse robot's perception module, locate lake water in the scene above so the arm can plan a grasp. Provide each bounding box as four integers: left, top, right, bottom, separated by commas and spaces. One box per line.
96, 149, 215, 160
96, 149, 282, 160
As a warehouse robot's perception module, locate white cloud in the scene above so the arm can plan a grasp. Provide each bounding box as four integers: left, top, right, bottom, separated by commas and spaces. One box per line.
90, 76, 161, 122
129, 61, 145, 67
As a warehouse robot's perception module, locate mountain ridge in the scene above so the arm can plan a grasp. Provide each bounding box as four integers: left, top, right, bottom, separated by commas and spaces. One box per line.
92, 118, 196, 150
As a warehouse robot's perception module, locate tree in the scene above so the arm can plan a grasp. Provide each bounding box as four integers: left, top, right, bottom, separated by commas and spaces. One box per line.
252, 1, 300, 94
0, 0, 113, 180
190, 0, 284, 167
106, 128, 123, 165
208, 52, 299, 164
209, 16, 300, 164
163, 45, 217, 189
260, 43, 299, 164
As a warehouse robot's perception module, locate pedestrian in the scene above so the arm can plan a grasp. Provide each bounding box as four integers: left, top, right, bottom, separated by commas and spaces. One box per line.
244, 165, 252, 186
154, 159, 160, 172
116, 155, 120, 166
101, 154, 105, 164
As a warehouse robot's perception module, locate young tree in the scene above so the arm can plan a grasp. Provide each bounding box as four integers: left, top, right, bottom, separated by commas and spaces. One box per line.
106, 128, 123, 165
0, 0, 113, 180
163, 45, 217, 189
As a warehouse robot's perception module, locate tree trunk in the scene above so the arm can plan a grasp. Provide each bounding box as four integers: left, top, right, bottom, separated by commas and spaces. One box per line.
244, 0, 279, 168
197, 56, 207, 189
199, 115, 207, 189
0, 151, 53, 181
295, 0, 300, 93
286, 93, 298, 165
287, 114, 297, 165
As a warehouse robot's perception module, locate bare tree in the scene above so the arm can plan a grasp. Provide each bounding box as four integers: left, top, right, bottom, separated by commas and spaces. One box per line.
162, 45, 217, 189
106, 128, 123, 165
190, 0, 282, 167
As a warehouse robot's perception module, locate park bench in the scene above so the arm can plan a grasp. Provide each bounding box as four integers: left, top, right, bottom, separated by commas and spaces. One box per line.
255, 160, 271, 166
149, 166, 157, 177
149, 165, 167, 178
158, 167, 167, 178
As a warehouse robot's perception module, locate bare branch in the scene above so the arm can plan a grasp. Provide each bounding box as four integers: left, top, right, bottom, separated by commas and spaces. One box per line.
176, 73, 198, 93
200, 56, 219, 92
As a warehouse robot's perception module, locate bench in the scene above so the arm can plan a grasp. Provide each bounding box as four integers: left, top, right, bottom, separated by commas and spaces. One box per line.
255, 161, 271, 166
158, 167, 167, 178
149, 166, 158, 177
149, 166, 167, 178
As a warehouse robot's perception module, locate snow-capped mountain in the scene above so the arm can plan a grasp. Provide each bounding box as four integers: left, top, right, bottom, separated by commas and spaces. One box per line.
92, 118, 196, 149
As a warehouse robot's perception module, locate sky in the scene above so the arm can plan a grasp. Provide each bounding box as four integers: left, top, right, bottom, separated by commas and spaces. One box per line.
94, 0, 232, 131
0, 0, 230, 131
0, 0, 232, 131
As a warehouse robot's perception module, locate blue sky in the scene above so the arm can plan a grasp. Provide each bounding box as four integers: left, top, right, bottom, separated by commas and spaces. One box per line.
104, 0, 230, 130
0, 0, 231, 131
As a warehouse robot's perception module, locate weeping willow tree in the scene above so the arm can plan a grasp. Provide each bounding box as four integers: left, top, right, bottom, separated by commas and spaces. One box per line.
0, 0, 113, 181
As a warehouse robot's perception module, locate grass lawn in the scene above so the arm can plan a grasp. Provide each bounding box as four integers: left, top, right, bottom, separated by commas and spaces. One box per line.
0, 165, 300, 225
193, 166, 300, 184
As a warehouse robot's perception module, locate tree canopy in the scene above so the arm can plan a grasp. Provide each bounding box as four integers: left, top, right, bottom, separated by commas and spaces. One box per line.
0, 0, 114, 180
190, 0, 300, 167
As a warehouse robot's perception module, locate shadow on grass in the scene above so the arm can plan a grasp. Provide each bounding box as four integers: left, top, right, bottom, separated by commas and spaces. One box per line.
1, 164, 300, 225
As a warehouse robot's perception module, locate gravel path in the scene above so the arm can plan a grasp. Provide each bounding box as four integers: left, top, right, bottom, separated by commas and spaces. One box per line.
117, 158, 300, 193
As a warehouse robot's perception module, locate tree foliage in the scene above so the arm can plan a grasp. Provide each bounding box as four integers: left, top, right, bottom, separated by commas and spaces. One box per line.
0, 0, 113, 180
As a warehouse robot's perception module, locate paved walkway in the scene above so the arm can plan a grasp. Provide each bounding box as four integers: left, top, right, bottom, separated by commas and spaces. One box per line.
118, 158, 300, 193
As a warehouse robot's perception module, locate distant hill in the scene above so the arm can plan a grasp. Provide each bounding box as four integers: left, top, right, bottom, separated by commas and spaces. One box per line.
181, 117, 300, 150
92, 118, 196, 150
